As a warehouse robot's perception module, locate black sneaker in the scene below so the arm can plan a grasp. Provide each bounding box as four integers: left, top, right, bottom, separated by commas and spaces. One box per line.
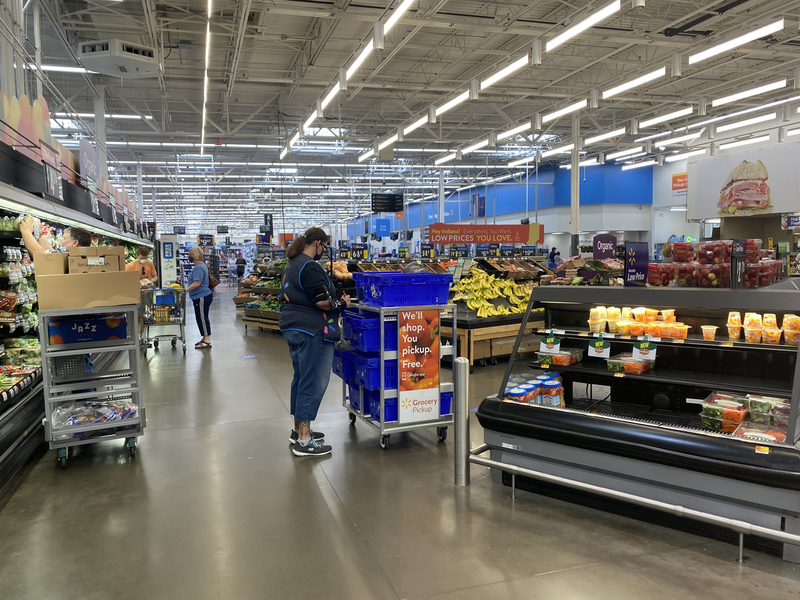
289, 430, 325, 444
292, 438, 332, 457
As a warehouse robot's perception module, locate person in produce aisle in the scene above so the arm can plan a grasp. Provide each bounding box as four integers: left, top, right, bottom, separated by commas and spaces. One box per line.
186, 247, 213, 349
548, 247, 558, 264
19, 216, 91, 254
235, 253, 247, 280
279, 227, 350, 457
125, 247, 158, 284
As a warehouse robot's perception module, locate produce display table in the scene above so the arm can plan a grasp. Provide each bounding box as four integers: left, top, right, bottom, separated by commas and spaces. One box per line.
441, 311, 545, 367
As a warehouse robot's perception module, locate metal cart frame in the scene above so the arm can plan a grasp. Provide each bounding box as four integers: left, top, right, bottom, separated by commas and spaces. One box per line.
342, 303, 457, 448
39, 304, 146, 467
140, 288, 186, 354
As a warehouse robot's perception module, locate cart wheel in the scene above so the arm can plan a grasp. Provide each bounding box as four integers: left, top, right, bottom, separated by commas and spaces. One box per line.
182, 345, 187, 354
437, 427, 448, 442
59, 456, 67, 468
380, 434, 390, 449
141, 346, 147, 356
57, 447, 67, 468
171, 339, 177, 348
478, 359, 486, 367
490, 358, 498, 365
348, 413, 357, 426
154, 340, 159, 349
127, 438, 136, 458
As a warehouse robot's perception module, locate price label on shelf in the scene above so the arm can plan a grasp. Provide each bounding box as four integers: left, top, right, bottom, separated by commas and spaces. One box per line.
720, 341, 734, 347
673, 339, 685, 344
619, 335, 631, 340
594, 333, 615, 339
614, 372, 625, 378
537, 328, 546, 334
540, 364, 550, 369
579, 332, 590, 337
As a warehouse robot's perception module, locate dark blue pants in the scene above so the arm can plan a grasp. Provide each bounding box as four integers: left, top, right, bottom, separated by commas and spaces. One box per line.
192, 293, 213, 337
282, 330, 334, 422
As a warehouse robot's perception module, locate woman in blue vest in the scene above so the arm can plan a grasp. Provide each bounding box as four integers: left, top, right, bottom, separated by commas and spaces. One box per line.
279, 228, 350, 457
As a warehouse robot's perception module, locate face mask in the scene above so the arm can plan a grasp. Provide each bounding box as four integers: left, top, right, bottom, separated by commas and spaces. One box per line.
313, 243, 325, 261
139, 259, 147, 264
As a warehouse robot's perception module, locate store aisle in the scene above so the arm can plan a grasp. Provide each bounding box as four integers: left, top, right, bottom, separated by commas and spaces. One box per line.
0, 290, 799, 600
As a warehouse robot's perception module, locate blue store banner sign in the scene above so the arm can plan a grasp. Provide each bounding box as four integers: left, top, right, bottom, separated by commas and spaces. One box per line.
624, 242, 648, 287
375, 219, 391, 236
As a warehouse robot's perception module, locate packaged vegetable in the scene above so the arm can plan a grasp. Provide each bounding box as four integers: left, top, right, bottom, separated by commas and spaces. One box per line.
733, 422, 785, 444
746, 394, 789, 414
536, 348, 583, 366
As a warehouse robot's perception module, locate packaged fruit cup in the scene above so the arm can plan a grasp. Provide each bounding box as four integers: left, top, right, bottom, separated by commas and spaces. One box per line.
507, 388, 527, 402
672, 241, 693, 263
629, 322, 645, 336
763, 327, 782, 345
782, 314, 800, 331
588, 319, 606, 333
644, 322, 662, 337
743, 264, 759, 288
589, 307, 605, 321
763, 313, 777, 328
743, 326, 762, 343
606, 307, 621, 321
672, 324, 690, 339
745, 238, 762, 264
644, 308, 659, 322
661, 309, 676, 323
621, 307, 633, 320
676, 263, 699, 287
631, 307, 648, 322
660, 323, 673, 338
744, 313, 762, 328
784, 328, 800, 346
607, 320, 620, 333
727, 311, 741, 326
617, 320, 631, 335
727, 324, 742, 340
701, 325, 718, 341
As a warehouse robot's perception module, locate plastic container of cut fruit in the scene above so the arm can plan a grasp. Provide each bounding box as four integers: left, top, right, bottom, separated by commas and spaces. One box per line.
783, 314, 800, 331
763, 313, 778, 328
629, 322, 644, 336
631, 307, 647, 322
617, 320, 631, 335
621, 307, 633, 320
606, 307, 621, 321
763, 327, 782, 345
671, 324, 690, 339
660, 323, 673, 338
743, 326, 762, 344
727, 311, 741, 326
745, 239, 762, 264
661, 309, 676, 323
672, 241, 693, 263
644, 322, 662, 338
536, 349, 583, 366
733, 422, 786, 444
701, 415, 740, 434
587, 319, 606, 333
743, 313, 762, 328
784, 328, 800, 346
675, 263, 699, 287
607, 320, 620, 333
727, 324, 742, 340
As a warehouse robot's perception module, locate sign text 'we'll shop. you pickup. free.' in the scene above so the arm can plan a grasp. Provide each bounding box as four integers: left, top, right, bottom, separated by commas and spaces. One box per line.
398, 310, 440, 424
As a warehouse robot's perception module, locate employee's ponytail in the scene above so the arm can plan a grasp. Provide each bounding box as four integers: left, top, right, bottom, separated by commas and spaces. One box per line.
286, 227, 329, 259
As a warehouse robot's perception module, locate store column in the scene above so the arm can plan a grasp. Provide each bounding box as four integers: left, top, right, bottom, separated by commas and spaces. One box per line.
0, 3, 16, 97
437, 169, 445, 253
32, 0, 43, 99
570, 114, 580, 257
94, 85, 108, 179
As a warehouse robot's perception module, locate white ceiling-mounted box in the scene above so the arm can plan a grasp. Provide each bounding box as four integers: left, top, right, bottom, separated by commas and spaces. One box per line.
78, 39, 158, 79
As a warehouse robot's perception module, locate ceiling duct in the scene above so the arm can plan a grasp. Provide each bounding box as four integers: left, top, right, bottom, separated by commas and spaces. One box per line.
78, 39, 159, 79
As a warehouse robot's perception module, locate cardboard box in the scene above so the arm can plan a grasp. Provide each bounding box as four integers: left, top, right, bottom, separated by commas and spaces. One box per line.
46, 313, 128, 344
36, 270, 141, 311
33, 252, 68, 276
68, 246, 124, 273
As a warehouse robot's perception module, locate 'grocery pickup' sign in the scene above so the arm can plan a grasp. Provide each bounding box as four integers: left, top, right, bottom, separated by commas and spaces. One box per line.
428, 223, 544, 245
398, 309, 440, 424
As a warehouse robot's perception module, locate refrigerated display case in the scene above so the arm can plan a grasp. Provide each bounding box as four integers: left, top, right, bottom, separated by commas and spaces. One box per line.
476, 284, 800, 561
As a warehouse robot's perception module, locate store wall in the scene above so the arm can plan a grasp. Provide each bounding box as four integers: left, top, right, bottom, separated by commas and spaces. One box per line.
720, 215, 796, 249
554, 163, 654, 206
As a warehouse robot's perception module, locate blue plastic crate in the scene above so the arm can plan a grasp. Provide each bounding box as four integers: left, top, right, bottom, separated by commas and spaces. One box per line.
352, 272, 453, 307
342, 311, 398, 353
367, 391, 452, 422
348, 383, 369, 415
155, 293, 176, 305
333, 348, 357, 382
352, 352, 398, 391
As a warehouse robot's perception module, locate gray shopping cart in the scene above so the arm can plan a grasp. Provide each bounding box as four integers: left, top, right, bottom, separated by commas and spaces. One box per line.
140, 288, 186, 355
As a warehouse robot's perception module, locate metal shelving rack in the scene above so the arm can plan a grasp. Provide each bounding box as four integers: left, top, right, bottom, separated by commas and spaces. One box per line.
343, 303, 457, 448
39, 304, 146, 467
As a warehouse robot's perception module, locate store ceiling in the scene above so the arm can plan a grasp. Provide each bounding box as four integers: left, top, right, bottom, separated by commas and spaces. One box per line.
34, 0, 800, 233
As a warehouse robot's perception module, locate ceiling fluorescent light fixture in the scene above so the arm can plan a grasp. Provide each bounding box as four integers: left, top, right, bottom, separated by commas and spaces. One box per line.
639, 106, 693, 129
602, 67, 666, 99
542, 99, 587, 123
463, 139, 489, 154
606, 146, 643, 160
559, 158, 599, 169
378, 135, 398, 150
480, 54, 530, 90
497, 122, 532, 140
358, 149, 374, 162
712, 79, 786, 108
320, 84, 341, 111
621, 160, 656, 170
542, 143, 574, 158
346, 41, 375, 80
546, 0, 621, 52
289, 131, 300, 147
716, 113, 776, 133
404, 116, 428, 136
436, 91, 470, 116
618, 152, 646, 160
585, 128, 626, 145
689, 19, 784, 65
384, 0, 415, 33
657, 129, 705, 147
719, 134, 771, 150
787, 127, 800, 137
635, 131, 672, 143
435, 153, 456, 165
303, 110, 318, 132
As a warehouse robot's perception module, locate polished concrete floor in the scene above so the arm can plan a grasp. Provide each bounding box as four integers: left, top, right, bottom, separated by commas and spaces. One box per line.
1, 289, 799, 599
